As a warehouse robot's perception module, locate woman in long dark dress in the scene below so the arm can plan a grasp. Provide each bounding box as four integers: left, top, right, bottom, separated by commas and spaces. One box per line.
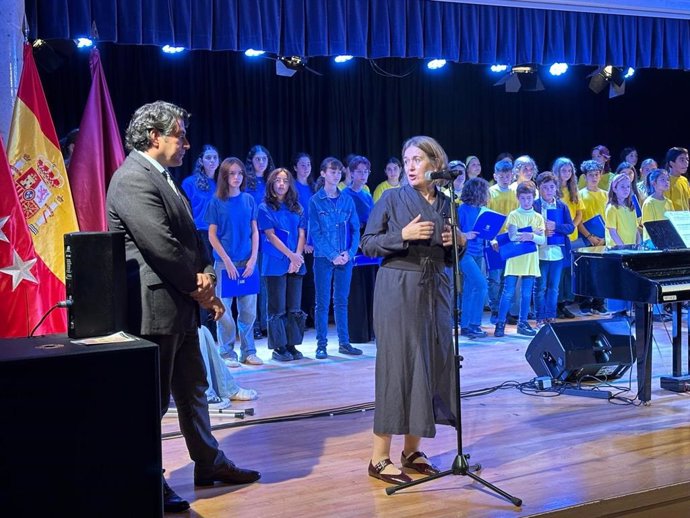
361, 136, 467, 485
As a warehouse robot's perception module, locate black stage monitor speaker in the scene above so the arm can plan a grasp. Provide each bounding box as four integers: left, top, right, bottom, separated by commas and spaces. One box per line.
0, 335, 162, 517
65, 231, 127, 338
525, 318, 635, 382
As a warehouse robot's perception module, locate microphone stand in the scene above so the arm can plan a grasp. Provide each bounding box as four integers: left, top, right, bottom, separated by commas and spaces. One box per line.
386, 180, 522, 507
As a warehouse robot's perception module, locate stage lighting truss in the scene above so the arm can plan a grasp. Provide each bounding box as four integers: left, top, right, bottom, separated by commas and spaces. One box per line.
588, 65, 629, 98
493, 65, 544, 93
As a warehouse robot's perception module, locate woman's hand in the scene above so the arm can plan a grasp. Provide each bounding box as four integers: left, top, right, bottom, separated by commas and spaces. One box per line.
304, 244, 314, 254
402, 214, 435, 241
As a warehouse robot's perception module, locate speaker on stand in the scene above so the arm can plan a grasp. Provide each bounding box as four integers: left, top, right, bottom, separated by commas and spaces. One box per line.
64, 231, 127, 338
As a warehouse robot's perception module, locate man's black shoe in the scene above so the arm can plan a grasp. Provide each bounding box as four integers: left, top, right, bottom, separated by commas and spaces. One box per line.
194, 460, 261, 486
163, 480, 190, 513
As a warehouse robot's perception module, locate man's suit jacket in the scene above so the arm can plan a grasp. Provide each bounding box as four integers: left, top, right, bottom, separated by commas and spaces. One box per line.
107, 151, 214, 335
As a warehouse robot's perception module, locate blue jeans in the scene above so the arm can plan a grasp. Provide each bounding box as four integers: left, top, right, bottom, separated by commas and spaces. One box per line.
535, 260, 563, 320
487, 267, 504, 313
314, 256, 353, 348
266, 274, 305, 349
214, 262, 257, 360
461, 254, 488, 328
498, 275, 535, 324
198, 326, 239, 399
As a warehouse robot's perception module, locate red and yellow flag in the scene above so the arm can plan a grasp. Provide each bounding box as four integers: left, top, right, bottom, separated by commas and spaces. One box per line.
3, 42, 79, 336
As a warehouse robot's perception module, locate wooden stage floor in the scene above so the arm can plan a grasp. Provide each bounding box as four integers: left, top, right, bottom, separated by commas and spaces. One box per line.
162, 315, 690, 517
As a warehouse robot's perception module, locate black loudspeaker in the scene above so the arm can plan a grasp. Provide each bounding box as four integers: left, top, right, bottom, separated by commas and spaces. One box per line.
65, 231, 127, 338
0, 335, 162, 518
525, 318, 636, 382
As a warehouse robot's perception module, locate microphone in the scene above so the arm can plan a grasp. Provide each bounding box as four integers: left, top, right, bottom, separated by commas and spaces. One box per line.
424, 169, 462, 181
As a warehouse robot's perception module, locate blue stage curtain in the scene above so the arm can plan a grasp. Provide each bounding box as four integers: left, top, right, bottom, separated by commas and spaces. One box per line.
25, 0, 690, 69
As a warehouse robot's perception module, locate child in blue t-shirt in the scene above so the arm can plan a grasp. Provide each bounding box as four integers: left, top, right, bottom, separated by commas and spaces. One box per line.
206, 157, 262, 366
457, 177, 491, 339
258, 168, 308, 362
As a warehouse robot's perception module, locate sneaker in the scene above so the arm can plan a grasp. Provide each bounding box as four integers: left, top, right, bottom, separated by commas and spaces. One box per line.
536, 319, 546, 329
460, 328, 480, 339
339, 343, 363, 355
580, 306, 593, 315
315, 347, 328, 359
224, 358, 241, 368
241, 354, 264, 365
489, 311, 499, 325
230, 387, 258, 401
516, 321, 537, 337
286, 345, 304, 360
207, 396, 231, 410
253, 328, 264, 340
561, 305, 577, 319
272, 348, 293, 362
506, 314, 519, 325
468, 325, 488, 338
494, 322, 505, 338
592, 304, 609, 315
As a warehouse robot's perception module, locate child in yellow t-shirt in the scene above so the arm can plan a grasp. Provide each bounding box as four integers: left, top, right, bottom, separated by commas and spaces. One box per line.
494, 181, 545, 338
605, 173, 640, 316
487, 159, 518, 323
641, 169, 673, 243
577, 160, 608, 315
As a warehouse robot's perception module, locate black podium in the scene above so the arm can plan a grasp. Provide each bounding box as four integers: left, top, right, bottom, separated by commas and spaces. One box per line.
0, 334, 162, 517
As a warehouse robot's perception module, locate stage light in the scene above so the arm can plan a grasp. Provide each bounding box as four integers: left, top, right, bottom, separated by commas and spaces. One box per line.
245, 49, 265, 57
162, 45, 185, 54
588, 66, 627, 98
76, 38, 93, 49
549, 63, 568, 76
427, 59, 447, 70
334, 55, 353, 63
494, 65, 544, 92
624, 67, 635, 78
491, 64, 508, 73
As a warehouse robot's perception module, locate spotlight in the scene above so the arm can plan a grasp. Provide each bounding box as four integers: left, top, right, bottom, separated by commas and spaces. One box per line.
588, 66, 626, 98
245, 49, 265, 57
76, 37, 93, 48
427, 59, 447, 70
334, 55, 353, 63
162, 45, 185, 54
494, 65, 544, 92
549, 63, 568, 76
624, 67, 635, 79
491, 64, 508, 73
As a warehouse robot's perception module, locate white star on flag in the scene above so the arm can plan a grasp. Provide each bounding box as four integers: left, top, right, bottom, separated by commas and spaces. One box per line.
0, 215, 9, 243
0, 249, 38, 291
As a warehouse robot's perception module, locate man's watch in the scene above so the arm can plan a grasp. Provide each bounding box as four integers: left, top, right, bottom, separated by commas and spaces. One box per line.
207, 272, 217, 287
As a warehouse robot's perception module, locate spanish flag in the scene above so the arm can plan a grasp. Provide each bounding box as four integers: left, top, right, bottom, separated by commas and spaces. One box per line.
3, 42, 79, 336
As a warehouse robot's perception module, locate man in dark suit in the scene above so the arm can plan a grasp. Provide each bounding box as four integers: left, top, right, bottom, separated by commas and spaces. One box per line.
107, 101, 260, 513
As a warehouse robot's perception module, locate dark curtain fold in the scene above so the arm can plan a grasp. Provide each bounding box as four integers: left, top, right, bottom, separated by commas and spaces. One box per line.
26, 0, 690, 69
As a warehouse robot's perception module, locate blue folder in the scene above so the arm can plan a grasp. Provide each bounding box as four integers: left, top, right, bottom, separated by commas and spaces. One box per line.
353, 255, 382, 267
263, 228, 290, 259
472, 209, 506, 241
546, 208, 566, 245
632, 194, 642, 218
497, 226, 537, 260
583, 215, 606, 239
220, 267, 260, 297
484, 244, 505, 271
